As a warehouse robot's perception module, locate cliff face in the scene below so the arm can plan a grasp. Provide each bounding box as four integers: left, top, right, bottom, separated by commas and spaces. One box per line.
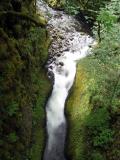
0, 1, 51, 159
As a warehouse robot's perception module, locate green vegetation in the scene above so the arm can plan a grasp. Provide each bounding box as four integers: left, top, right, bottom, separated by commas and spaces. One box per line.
66, 56, 119, 160
0, 0, 51, 160
0, 0, 120, 160
45, 0, 109, 16
66, 1, 120, 160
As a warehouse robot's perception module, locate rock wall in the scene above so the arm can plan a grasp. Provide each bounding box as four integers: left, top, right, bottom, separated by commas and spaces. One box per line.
66, 58, 93, 160
0, 0, 51, 159
66, 56, 120, 160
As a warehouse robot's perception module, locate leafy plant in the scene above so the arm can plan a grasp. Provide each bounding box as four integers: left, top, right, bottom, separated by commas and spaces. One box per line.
7, 101, 19, 116
93, 129, 114, 147
86, 108, 110, 131
92, 151, 105, 160
7, 132, 18, 143
97, 9, 117, 31
64, 3, 80, 15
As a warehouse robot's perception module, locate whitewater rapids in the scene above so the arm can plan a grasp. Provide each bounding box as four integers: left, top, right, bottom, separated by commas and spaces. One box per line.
37, 1, 96, 160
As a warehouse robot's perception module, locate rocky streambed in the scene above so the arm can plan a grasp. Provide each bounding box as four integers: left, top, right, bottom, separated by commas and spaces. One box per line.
37, 1, 96, 160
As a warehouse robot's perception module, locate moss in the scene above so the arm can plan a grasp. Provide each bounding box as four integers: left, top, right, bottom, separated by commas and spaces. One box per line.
66, 59, 93, 160
38, 16, 47, 26
0, 28, 50, 159
47, 0, 58, 7
0, 1, 51, 160
29, 67, 51, 160
46, 0, 65, 8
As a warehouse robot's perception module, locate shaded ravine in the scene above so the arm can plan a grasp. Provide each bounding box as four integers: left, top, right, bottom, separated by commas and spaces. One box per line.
37, 1, 96, 160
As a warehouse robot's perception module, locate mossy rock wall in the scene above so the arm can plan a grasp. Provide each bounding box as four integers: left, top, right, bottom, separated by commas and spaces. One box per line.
66, 59, 93, 160
66, 57, 120, 160
0, 0, 51, 160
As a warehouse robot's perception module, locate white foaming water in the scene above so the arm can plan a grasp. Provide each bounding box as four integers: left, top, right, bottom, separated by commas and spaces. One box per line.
45, 57, 76, 154
37, 1, 96, 159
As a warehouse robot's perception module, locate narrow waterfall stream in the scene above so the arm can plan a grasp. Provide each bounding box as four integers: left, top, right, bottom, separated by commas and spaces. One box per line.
37, 1, 96, 160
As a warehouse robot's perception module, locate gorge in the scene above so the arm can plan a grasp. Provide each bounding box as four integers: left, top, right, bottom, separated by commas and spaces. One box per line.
37, 1, 95, 159
0, 0, 119, 160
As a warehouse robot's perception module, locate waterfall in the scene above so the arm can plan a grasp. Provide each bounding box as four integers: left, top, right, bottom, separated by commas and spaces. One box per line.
44, 58, 76, 160
37, 1, 96, 159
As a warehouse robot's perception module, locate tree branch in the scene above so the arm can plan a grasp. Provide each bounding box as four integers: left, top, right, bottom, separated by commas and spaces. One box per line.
0, 11, 46, 27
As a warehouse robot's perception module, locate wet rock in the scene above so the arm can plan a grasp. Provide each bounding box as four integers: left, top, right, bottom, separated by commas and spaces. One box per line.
59, 35, 64, 40
49, 66, 53, 70
89, 44, 92, 48
47, 70, 54, 78
52, 35, 57, 39
57, 54, 61, 57
62, 48, 69, 52
52, 57, 56, 61
70, 37, 74, 41
59, 62, 64, 66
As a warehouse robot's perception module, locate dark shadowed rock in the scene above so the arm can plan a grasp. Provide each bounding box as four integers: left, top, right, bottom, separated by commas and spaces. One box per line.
47, 71, 54, 81
59, 62, 64, 66
52, 57, 56, 61
62, 48, 69, 52
57, 54, 61, 57
49, 66, 53, 70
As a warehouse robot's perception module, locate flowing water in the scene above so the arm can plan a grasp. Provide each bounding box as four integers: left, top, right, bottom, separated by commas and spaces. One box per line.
37, 1, 96, 160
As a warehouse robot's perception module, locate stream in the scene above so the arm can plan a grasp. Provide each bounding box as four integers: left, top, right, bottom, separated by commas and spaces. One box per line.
37, 1, 95, 160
